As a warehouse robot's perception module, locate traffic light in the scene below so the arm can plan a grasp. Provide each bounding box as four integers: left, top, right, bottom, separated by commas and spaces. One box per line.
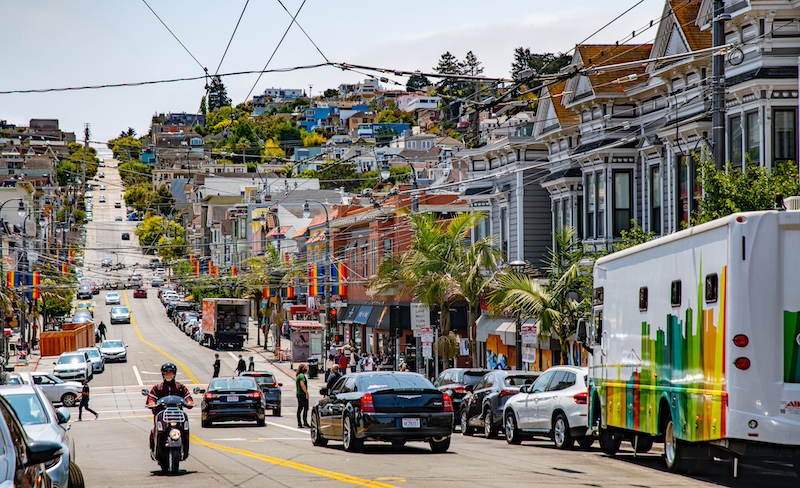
329, 308, 337, 329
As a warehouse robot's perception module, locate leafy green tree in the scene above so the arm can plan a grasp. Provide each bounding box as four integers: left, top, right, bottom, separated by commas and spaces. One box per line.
55, 161, 78, 186
433, 51, 463, 95
118, 162, 152, 187
378, 105, 413, 124
153, 185, 175, 216
134, 215, 167, 253
262, 139, 285, 160
323, 88, 339, 98
107, 135, 142, 162
612, 221, 655, 252
208, 75, 231, 110
302, 131, 327, 147
510, 48, 571, 80
694, 158, 800, 224
461, 51, 484, 76
156, 220, 185, 260
406, 73, 431, 92
124, 185, 153, 213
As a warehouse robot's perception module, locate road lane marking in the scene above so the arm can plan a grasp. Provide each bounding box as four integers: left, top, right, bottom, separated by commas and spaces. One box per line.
190, 434, 397, 488
266, 421, 307, 434
123, 291, 199, 384
227, 351, 239, 361
132, 365, 143, 386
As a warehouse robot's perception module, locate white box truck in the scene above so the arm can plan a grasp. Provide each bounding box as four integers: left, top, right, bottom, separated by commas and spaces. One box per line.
582, 209, 800, 474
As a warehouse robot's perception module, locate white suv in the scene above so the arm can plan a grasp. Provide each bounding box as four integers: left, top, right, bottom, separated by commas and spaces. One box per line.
503, 365, 592, 449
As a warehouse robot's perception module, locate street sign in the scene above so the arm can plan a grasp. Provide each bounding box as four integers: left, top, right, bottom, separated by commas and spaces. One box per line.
410, 302, 430, 333
522, 323, 538, 346
420, 327, 433, 344
459, 338, 469, 356
422, 344, 432, 359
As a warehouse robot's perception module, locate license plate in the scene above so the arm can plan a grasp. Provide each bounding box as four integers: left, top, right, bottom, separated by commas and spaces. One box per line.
402, 418, 420, 429
227, 396, 239, 402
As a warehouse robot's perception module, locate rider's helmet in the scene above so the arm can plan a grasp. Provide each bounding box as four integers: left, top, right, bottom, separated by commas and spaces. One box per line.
161, 362, 177, 381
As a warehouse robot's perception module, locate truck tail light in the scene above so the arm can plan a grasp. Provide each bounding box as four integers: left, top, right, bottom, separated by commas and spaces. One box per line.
443, 393, 454, 412
360, 393, 375, 413
733, 334, 749, 347
734, 357, 751, 370
573, 392, 588, 405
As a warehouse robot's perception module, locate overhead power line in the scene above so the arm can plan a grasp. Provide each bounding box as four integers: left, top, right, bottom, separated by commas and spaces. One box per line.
140, 0, 206, 72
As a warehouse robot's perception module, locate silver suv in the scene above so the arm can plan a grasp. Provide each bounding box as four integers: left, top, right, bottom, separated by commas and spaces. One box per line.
53, 352, 92, 382
0, 384, 84, 488
7, 373, 82, 407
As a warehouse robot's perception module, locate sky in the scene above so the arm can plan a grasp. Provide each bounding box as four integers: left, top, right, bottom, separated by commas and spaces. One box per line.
1, 0, 666, 154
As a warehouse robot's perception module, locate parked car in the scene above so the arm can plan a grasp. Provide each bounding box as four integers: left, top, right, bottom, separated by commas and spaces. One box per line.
7, 372, 82, 407
105, 292, 120, 305
0, 384, 84, 488
503, 365, 592, 449
311, 372, 454, 452
76, 285, 92, 300
110, 306, 130, 324
0, 394, 62, 488
133, 288, 147, 299
99, 340, 127, 362
77, 347, 105, 374
152, 277, 164, 288
114, 216, 123, 221
461, 370, 540, 437
121, 233, 130, 240
114, 202, 121, 208
196, 376, 266, 427
101, 257, 113, 268
99, 184, 105, 190
98, 196, 106, 203
240, 371, 282, 416
53, 352, 92, 382
433, 368, 489, 421
98, 172, 104, 178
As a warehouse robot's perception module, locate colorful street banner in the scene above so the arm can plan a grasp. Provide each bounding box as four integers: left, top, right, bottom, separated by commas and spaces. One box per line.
32, 271, 40, 300
5, 271, 13, 289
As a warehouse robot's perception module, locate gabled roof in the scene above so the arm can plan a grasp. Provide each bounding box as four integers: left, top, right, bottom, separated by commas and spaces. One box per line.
671, 0, 709, 51
265, 226, 291, 238
548, 81, 580, 126
576, 44, 653, 94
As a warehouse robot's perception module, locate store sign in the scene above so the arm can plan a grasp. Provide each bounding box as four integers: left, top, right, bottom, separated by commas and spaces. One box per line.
410, 302, 430, 333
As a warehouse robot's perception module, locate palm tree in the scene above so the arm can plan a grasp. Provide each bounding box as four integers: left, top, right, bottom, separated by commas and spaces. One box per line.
487, 227, 592, 365
370, 211, 499, 366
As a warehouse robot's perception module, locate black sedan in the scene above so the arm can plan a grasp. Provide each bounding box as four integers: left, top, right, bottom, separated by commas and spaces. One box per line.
241, 371, 282, 416
460, 370, 540, 438
196, 377, 266, 427
432, 368, 488, 423
311, 372, 453, 453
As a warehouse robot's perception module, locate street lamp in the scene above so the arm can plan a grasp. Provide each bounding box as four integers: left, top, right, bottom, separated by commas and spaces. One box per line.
303, 200, 331, 375
508, 259, 527, 371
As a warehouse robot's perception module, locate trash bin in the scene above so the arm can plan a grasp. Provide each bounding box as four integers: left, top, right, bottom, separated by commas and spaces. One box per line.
307, 358, 319, 379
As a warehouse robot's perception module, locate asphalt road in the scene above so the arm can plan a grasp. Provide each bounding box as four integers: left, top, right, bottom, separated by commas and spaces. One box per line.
46, 161, 800, 487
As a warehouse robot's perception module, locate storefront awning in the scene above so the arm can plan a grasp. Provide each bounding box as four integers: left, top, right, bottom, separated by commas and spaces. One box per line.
289, 320, 324, 330
366, 306, 389, 329
353, 305, 373, 325
341, 305, 359, 324
476, 315, 515, 345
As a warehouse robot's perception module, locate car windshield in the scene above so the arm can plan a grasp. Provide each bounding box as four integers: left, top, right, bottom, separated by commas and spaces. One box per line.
505, 375, 538, 387
81, 349, 100, 359
356, 373, 434, 392
462, 371, 486, 385
72, 311, 92, 323
107, 293, 119, 298
57, 354, 84, 364
111, 307, 128, 314
102, 341, 124, 349
245, 374, 275, 386
209, 378, 258, 392
5, 394, 48, 425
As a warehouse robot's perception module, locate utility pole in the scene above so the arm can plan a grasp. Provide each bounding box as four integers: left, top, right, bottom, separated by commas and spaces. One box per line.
711, 0, 727, 169
82, 124, 90, 190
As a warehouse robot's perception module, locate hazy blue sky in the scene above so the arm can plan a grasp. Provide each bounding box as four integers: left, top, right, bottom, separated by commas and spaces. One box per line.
1, 0, 665, 151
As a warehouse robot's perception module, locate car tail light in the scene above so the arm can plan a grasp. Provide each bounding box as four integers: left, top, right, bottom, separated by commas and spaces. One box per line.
573, 392, 588, 405
452, 385, 466, 394
443, 393, 454, 412
360, 393, 375, 413
251, 391, 262, 399
734, 357, 751, 370
733, 334, 749, 347
204, 393, 213, 400
500, 390, 517, 397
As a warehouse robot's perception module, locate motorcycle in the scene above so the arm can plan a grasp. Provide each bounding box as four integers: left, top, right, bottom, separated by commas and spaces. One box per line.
141, 391, 190, 474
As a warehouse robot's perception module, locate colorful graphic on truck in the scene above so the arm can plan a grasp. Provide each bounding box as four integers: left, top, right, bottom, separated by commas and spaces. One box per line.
600, 267, 727, 442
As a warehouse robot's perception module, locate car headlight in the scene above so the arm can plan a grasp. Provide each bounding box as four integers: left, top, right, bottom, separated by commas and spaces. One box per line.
168, 430, 181, 440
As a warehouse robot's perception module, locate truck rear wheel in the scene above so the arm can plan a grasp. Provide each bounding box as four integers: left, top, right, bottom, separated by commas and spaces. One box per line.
599, 428, 621, 455
664, 416, 687, 473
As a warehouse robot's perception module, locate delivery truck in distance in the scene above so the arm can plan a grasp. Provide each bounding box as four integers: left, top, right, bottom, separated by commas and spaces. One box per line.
201, 298, 250, 349
581, 209, 800, 475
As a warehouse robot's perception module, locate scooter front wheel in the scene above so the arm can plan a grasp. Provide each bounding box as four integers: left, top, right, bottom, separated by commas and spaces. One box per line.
167, 448, 181, 474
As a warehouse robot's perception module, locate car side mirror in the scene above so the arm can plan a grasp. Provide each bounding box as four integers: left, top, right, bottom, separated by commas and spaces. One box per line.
25, 440, 63, 467
319, 388, 328, 396
193, 387, 206, 394
519, 385, 529, 393
55, 407, 71, 425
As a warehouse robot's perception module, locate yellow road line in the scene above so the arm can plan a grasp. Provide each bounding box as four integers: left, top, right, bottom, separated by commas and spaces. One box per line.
123, 291, 199, 384
190, 435, 397, 488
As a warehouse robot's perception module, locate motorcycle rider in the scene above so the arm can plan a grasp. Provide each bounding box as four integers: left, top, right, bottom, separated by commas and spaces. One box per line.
146, 363, 193, 453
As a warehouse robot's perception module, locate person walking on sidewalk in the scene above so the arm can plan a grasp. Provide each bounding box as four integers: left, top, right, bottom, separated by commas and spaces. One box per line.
295, 364, 309, 428
212, 353, 221, 378
78, 380, 98, 421
235, 355, 246, 376
248, 356, 255, 372
326, 364, 342, 391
